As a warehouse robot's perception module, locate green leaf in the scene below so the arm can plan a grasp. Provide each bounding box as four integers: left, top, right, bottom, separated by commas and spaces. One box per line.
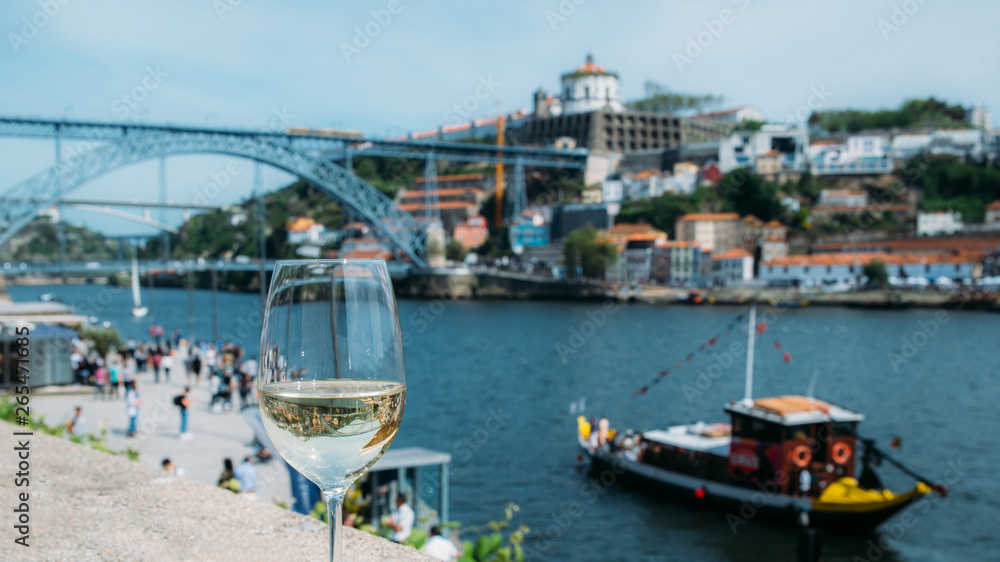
474, 533, 503, 561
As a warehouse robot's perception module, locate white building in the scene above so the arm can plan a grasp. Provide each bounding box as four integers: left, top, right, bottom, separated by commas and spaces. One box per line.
917, 211, 963, 237
693, 105, 765, 124
929, 129, 985, 160
560, 54, 624, 115
718, 125, 809, 174
759, 252, 977, 287
602, 177, 624, 205
711, 248, 754, 286
817, 189, 868, 207
889, 133, 933, 161
969, 103, 992, 130
986, 200, 1000, 225
810, 134, 892, 175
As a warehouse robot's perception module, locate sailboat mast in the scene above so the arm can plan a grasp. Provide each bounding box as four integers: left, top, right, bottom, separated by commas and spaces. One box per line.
132, 254, 142, 307
743, 304, 756, 405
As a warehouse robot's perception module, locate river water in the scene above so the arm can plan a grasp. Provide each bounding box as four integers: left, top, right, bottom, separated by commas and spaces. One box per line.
9, 283, 997, 561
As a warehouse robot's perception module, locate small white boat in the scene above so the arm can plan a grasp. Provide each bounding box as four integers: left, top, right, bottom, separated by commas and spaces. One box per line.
130, 254, 148, 318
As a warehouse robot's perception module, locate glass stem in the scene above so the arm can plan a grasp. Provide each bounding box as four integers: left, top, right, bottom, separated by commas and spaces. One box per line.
324, 489, 346, 562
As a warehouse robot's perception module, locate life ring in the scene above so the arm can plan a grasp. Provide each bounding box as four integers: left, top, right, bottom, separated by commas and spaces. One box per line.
831, 442, 851, 465
790, 445, 811, 468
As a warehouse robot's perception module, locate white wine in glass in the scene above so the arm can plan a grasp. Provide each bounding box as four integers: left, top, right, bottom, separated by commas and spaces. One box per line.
258, 260, 406, 561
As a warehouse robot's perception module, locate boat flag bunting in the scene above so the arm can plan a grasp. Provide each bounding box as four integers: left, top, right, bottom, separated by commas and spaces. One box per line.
630, 311, 747, 400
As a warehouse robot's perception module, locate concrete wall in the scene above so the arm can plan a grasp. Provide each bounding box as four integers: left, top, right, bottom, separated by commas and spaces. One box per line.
0, 420, 432, 561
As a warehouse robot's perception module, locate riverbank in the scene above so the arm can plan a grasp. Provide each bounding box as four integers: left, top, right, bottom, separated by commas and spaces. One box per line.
5, 271, 998, 311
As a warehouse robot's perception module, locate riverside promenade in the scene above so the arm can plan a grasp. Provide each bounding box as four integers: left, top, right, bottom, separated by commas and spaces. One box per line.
30, 373, 294, 509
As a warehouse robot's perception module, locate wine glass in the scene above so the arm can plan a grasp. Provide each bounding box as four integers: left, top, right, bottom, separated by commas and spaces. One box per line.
258, 259, 406, 562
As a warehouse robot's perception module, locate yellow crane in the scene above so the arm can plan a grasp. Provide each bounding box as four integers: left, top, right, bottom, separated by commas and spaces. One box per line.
494, 114, 505, 229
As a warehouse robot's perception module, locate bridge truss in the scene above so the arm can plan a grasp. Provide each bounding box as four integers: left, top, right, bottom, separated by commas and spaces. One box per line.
0, 117, 589, 267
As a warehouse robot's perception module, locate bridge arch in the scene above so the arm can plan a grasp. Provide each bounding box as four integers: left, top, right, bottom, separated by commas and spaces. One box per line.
0, 132, 427, 266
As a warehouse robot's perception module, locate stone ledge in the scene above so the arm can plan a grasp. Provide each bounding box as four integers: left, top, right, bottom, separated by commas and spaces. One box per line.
0, 420, 433, 561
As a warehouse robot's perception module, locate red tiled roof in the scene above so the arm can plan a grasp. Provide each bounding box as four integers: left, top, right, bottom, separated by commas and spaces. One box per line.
415, 173, 485, 183
987, 200, 1000, 211
820, 189, 865, 197
713, 248, 754, 260
677, 213, 740, 222
340, 249, 393, 260
606, 223, 667, 237
399, 188, 479, 200
631, 169, 660, 180
693, 106, 751, 118
398, 201, 476, 211
764, 251, 974, 267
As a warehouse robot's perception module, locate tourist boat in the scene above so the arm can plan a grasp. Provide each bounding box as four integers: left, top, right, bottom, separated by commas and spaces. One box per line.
576, 306, 945, 534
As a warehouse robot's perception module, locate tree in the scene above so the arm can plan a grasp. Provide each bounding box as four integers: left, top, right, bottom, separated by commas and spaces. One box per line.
863, 260, 889, 287
562, 226, 617, 278
717, 171, 782, 222
626, 81, 723, 114
78, 325, 122, 357
446, 239, 466, 262
903, 156, 1000, 222
809, 97, 969, 133
737, 120, 765, 132
616, 193, 699, 238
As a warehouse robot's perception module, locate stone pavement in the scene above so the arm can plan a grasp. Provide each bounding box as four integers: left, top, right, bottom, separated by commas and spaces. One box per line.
31, 371, 294, 510
0, 420, 432, 561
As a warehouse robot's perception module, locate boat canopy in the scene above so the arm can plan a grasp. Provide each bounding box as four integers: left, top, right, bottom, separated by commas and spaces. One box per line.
725, 395, 864, 426
643, 423, 731, 456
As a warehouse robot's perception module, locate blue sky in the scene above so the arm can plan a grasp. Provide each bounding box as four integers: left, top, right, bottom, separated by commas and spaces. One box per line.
1, 0, 997, 236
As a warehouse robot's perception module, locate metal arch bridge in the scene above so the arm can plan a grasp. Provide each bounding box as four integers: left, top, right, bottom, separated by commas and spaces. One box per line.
0, 117, 589, 267
0, 123, 430, 265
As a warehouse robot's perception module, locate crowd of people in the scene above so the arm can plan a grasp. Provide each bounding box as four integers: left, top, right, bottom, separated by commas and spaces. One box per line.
70, 326, 260, 441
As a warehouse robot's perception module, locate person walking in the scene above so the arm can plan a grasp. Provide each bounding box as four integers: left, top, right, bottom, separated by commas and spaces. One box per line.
93, 364, 108, 400
108, 355, 121, 399
125, 381, 141, 437
134, 345, 147, 374
152, 348, 163, 383
173, 387, 193, 439
191, 351, 203, 386
239, 373, 253, 410
161, 348, 174, 383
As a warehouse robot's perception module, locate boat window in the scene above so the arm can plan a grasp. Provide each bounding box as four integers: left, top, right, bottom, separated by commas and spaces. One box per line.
784, 424, 811, 442
732, 414, 782, 442
832, 422, 857, 436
